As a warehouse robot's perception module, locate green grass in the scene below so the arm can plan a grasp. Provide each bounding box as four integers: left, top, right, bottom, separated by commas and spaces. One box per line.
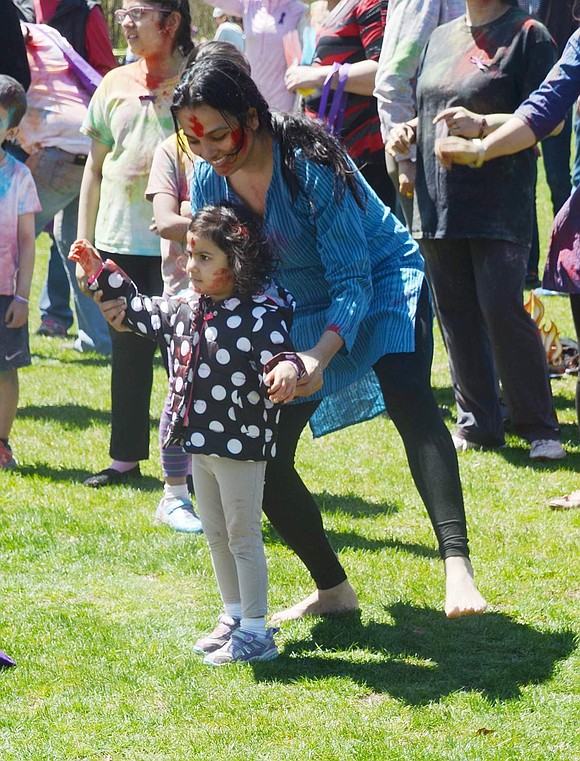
1, 169, 579, 760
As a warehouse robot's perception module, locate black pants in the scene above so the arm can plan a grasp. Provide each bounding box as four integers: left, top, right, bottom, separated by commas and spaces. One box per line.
422, 238, 559, 446
569, 293, 580, 435
262, 283, 468, 590
103, 252, 163, 462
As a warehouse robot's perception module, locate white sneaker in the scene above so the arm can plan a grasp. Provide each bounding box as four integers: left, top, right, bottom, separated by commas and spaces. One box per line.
451, 434, 479, 452
529, 439, 566, 461
155, 496, 203, 533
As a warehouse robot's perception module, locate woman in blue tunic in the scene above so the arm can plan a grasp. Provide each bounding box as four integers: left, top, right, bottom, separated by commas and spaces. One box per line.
160, 56, 487, 620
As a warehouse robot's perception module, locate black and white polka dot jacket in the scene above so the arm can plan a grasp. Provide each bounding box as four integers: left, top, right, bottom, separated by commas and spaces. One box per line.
93, 260, 299, 461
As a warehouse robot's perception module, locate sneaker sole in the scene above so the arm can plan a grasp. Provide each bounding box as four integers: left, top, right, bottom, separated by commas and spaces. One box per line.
203, 649, 279, 666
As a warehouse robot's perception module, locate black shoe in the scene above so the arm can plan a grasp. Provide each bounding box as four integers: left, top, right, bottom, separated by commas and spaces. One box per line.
525, 273, 541, 288
83, 464, 142, 488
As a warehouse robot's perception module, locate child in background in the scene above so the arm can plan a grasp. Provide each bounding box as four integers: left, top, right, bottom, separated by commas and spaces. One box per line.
70, 203, 305, 665
0, 75, 41, 471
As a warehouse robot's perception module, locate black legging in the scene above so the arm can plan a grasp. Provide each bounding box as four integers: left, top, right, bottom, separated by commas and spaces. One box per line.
262, 283, 469, 590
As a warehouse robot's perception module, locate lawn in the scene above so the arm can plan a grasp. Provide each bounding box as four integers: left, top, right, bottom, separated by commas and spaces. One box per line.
0, 168, 578, 760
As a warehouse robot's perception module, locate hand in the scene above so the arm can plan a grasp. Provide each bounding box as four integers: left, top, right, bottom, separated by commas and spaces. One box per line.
68, 239, 102, 277
433, 107, 485, 139
149, 216, 159, 236
284, 64, 321, 94
293, 351, 323, 397
180, 200, 192, 219
94, 291, 131, 332
265, 361, 298, 404
5, 298, 28, 329
435, 136, 479, 170
386, 122, 416, 158
397, 158, 416, 199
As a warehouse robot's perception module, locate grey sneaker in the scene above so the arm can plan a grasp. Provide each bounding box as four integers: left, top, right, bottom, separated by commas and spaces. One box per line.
193, 615, 241, 655
203, 627, 279, 666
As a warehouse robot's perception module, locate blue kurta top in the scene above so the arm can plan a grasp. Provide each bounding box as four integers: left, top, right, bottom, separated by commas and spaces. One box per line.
191, 141, 425, 435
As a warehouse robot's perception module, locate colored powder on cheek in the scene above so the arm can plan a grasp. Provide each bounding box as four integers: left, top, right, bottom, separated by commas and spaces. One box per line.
189, 115, 205, 138
210, 268, 234, 289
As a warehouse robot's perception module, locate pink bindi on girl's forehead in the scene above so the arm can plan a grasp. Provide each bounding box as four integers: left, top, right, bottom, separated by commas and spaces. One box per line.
189, 115, 205, 138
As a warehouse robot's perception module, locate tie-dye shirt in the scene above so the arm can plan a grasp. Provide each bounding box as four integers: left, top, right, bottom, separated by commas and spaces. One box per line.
0, 154, 42, 296
18, 24, 91, 157
82, 61, 179, 257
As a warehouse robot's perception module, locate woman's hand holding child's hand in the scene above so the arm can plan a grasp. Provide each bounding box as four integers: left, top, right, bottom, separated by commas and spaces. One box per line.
433, 106, 484, 139
265, 361, 299, 404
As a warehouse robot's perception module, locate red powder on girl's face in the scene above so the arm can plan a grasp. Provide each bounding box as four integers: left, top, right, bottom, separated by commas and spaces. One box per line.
188, 115, 205, 138
209, 268, 234, 290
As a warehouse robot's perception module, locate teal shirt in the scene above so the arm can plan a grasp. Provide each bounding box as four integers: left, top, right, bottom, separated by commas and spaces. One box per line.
191, 141, 425, 435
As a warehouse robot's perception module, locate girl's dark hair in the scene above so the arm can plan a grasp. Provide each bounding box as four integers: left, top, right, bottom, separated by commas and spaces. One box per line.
0, 75, 27, 128
189, 203, 275, 297
183, 40, 251, 75
172, 56, 364, 207
149, 0, 194, 57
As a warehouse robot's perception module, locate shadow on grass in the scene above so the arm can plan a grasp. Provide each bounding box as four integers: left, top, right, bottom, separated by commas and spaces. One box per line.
18, 404, 161, 431
30, 349, 111, 368
253, 604, 576, 705
262, 521, 439, 558
15, 462, 162, 491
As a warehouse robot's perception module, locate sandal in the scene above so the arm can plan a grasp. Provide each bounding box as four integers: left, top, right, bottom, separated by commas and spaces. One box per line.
547, 490, 580, 510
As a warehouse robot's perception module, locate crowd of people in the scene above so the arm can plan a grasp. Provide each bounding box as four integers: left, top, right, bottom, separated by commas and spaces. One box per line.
1, 0, 579, 666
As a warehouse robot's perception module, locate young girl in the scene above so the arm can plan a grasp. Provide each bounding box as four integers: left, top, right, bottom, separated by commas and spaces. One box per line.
70, 203, 304, 665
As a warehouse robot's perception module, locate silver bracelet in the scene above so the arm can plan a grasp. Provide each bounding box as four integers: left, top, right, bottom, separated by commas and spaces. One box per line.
13, 294, 29, 304
469, 138, 486, 169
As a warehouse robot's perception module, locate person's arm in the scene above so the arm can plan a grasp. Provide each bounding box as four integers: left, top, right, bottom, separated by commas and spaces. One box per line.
285, 59, 379, 97
435, 116, 540, 169
6, 212, 35, 329
75, 139, 111, 291
85, 7, 117, 75
152, 193, 191, 243
374, 0, 444, 157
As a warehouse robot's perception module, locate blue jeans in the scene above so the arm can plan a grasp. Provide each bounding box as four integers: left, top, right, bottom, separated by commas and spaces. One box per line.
32, 147, 111, 355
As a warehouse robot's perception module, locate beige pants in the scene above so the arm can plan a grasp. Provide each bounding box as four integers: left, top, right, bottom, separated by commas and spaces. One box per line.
192, 454, 268, 619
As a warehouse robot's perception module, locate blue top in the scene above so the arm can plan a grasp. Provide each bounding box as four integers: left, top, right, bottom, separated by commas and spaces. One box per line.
191, 141, 425, 435
515, 29, 580, 141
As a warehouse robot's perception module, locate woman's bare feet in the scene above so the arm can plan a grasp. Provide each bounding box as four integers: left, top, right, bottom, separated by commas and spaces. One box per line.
270, 580, 359, 625
444, 556, 487, 618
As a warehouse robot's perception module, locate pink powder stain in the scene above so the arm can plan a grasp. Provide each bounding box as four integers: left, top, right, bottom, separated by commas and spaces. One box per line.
209, 268, 234, 290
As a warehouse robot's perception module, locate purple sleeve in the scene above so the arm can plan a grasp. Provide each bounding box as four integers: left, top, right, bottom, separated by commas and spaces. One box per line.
515, 30, 580, 142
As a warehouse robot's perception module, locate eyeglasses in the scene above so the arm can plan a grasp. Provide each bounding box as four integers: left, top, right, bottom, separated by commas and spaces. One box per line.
114, 6, 172, 23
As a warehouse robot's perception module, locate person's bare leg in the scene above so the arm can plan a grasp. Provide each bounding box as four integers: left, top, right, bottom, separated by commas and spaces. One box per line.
444, 556, 487, 618
270, 579, 359, 625
0, 369, 18, 440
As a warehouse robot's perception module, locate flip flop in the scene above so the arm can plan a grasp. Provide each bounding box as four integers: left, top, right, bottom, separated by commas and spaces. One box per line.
547, 490, 580, 510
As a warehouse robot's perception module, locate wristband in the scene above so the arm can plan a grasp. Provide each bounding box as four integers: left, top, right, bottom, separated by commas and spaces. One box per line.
13, 294, 29, 304
263, 352, 307, 380
478, 116, 487, 139
87, 262, 105, 285
469, 138, 486, 169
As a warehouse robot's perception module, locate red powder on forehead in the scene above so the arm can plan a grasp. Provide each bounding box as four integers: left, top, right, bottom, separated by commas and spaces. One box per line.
189, 115, 205, 138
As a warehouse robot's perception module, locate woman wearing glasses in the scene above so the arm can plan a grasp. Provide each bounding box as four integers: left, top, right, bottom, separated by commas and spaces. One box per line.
74, 1, 195, 496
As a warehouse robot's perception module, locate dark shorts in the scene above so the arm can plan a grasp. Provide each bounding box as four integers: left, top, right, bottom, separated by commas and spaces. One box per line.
0, 295, 31, 371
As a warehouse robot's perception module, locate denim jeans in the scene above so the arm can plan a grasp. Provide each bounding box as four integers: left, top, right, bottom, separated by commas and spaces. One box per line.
31, 147, 111, 355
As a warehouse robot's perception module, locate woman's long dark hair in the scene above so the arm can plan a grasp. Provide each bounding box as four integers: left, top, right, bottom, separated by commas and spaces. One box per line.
172, 56, 364, 207
190, 203, 275, 297
148, 0, 194, 57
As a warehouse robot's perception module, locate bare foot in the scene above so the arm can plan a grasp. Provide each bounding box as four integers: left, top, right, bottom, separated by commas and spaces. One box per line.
444, 556, 487, 619
270, 580, 359, 625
